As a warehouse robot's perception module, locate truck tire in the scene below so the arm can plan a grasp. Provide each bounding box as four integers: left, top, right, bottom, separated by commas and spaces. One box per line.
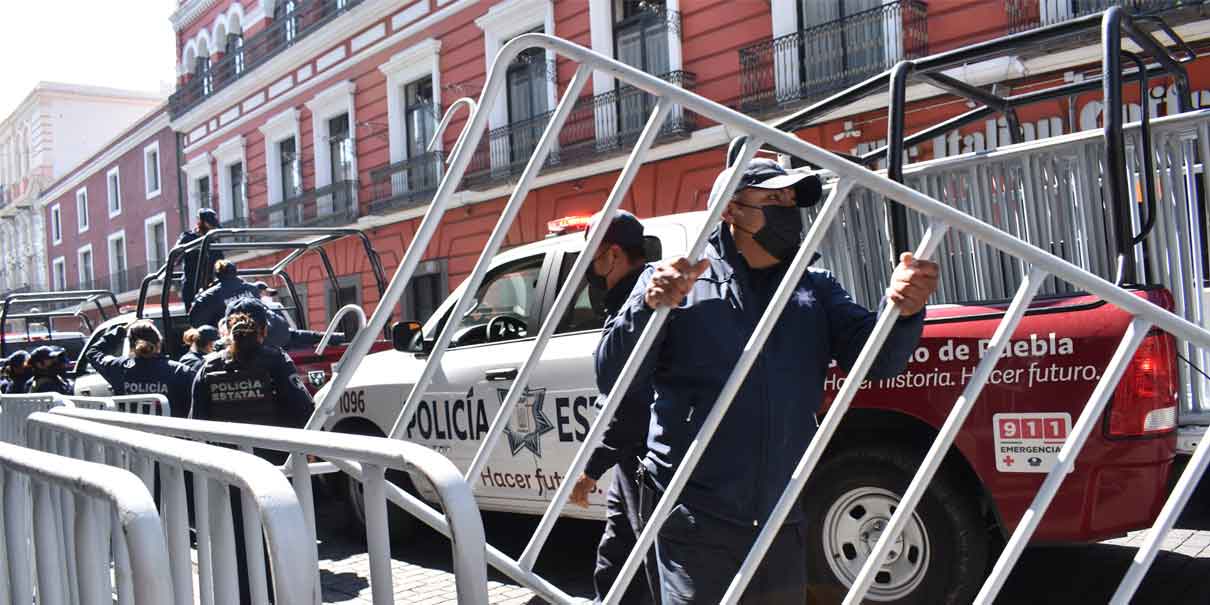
331, 422, 418, 543
803, 445, 987, 604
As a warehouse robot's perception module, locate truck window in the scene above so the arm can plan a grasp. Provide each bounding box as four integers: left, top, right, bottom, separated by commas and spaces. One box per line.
438, 255, 544, 347
554, 252, 608, 334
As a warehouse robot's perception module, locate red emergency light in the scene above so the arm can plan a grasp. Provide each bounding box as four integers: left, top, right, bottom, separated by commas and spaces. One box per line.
547, 215, 592, 235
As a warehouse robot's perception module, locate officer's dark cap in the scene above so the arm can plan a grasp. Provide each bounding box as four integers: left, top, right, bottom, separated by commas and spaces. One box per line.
225, 298, 269, 327
587, 210, 645, 253
3, 350, 28, 368
195, 325, 221, 344
29, 345, 66, 364
198, 208, 220, 227
736, 158, 823, 207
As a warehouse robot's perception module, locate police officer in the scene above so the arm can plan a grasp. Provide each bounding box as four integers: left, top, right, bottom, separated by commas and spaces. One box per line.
0, 350, 30, 394
188, 259, 259, 329
190, 298, 313, 605
179, 325, 221, 373
568, 210, 661, 605
598, 158, 940, 603
25, 345, 73, 394
177, 208, 225, 310
84, 320, 196, 418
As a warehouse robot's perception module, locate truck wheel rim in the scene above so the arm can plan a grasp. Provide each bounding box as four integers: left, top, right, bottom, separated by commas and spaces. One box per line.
822, 486, 930, 601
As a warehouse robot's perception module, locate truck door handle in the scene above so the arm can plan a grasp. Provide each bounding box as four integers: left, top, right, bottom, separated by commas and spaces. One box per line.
485, 368, 519, 381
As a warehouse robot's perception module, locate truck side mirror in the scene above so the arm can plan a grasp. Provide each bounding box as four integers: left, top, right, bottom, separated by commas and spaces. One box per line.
391, 320, 423, 352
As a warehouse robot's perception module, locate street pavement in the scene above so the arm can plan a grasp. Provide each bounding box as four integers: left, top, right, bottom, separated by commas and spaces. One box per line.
310, 485, 1210, 605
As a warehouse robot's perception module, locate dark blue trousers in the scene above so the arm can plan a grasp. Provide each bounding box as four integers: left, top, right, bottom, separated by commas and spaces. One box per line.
594, 457, 661, 604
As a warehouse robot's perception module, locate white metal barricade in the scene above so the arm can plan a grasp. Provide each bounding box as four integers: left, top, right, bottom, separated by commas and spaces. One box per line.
108, 394, 170, 417
26, 411, 318, 605
296, 31, 1210, 604
0, 393, 64, 445
0, 440, 172, 605
48, 407, 492, 605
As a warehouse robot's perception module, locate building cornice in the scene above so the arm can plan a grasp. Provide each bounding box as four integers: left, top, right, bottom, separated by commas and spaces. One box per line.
38, 111, 170, 208
170, 0, 227, 32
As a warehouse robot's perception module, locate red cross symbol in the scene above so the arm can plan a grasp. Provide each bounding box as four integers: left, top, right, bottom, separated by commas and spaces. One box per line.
1002, 455, 1015, 466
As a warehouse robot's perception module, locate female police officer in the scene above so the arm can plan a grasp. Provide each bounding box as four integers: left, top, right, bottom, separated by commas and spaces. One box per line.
179, 325, 220, 373
189, 297, 313, 605
84, 320, 197, 418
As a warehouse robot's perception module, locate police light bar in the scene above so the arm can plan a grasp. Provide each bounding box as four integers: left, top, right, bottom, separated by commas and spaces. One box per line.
546, 215, 592, 235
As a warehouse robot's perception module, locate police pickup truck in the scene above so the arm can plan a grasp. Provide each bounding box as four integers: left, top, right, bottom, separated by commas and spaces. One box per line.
320, 210, 1178, 603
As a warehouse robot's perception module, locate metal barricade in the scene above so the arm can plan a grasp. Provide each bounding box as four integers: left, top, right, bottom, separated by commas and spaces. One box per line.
300, 29, 1210, 605
0, 440, 172, 605
47, 407, 491, 605
109, 394, 171, 417
807, 109, 1210, 424
0, 393, 70, 444
27, 411, 318, 605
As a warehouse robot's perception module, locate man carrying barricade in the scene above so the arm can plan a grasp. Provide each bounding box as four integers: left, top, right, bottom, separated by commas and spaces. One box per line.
596, 157, 940, 603
24, 345, 74, 395
568, 210, 661, 605
83, 320, 196, 418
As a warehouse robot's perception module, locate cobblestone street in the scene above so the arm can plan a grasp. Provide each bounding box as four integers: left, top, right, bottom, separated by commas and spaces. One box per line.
311, 482, 1210, 604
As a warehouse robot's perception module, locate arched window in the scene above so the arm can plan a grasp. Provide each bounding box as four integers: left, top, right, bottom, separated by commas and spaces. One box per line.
276, 0, 299, 45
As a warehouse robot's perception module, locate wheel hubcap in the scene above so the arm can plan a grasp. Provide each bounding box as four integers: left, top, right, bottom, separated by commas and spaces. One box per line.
822, 487, 930, 601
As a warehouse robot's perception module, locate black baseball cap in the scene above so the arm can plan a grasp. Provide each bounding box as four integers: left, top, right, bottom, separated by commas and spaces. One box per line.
225, 297, 270, 327
587, 210, 645, 252
4, 350, 28, 368
195, 325, 221, 345
734, 158, 823, 207
253, 281, 279, 296
29, 345, 66, 364
198, 208, 220, 227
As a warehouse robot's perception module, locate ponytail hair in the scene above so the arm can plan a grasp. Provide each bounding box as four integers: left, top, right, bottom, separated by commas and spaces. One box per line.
127, 320, 162, 359
182, 328, 200, 347
226, 312, 261, 360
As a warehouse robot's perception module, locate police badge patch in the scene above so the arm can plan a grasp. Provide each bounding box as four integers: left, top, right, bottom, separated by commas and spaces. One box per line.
307, 370, 326, 387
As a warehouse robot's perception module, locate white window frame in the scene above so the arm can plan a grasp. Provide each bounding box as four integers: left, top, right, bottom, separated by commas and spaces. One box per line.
379, 39, 443, 165
181, 152, 212, 220
258, 108, 302, 208
77, 243, 94, 288
75, 187, 89, 233
213, 136, 248, 224
144, 211, 168, 270
51, 257, 66, 291
50, 203, 62, 245
475, 0, 558, 134
144, 141, 162, 199
305, 80, 358, 217
588, 0, 684, 95
106, 230, 127, 291
106, 166, 122, 218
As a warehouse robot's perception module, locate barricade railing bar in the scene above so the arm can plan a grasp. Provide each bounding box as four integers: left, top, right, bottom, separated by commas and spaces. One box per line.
300, 28, 1210, 605
49, 407, 492, 605
0, 440, 172, 605
1, 393, 170, 447
27, 410, 319, 605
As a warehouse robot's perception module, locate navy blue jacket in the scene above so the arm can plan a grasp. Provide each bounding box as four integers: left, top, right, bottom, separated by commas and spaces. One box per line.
188, 277, 259, 328
586, 269, 651, 480
178, 350, 206, 373
177, 230, 224, 308
25, 373, 73, 395
189, 344, 314, 429
597, 226, 924, 526
84, 328, 197, 418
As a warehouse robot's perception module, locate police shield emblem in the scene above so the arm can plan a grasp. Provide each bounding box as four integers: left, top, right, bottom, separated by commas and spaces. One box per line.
500, 388, 553, 457
307, 370, 326, 387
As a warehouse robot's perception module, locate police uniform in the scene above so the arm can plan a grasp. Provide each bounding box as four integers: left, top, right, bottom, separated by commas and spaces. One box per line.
177, 209, 225, 310
190, 343, 314, 431
188, 276, 260, 329
25, 346, 73, 395
84, 326, 197, 418
0, 351, 30, 394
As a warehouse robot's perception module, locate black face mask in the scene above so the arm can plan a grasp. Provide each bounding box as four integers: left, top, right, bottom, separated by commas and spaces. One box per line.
734, 203, 804, 261
585, 250, 615, 313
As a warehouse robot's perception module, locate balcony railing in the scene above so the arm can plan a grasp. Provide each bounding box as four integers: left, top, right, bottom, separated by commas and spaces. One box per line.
464, 71, 696, 186
366, 151, 444, 215
169, 0, 365, 118
1006, 0, 1206, 33
250, 179, 358, 228
737, 0, 928, 114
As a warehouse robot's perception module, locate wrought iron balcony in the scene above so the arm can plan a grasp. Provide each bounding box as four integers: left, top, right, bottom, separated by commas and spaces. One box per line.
464, 71, 697, 186
250, 179, 359, 228
169, 0, 364, 118
1006, 0, 1208, 33
737, 0, 928, 114
366, 151, 444, 215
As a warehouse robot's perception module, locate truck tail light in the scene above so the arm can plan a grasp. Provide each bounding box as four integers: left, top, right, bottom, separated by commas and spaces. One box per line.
1107, 330, 1178, 438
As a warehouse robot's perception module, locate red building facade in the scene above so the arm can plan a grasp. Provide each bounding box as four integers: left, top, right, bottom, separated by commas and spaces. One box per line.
39, 108, 185, 300
166, 0, 1210, 326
